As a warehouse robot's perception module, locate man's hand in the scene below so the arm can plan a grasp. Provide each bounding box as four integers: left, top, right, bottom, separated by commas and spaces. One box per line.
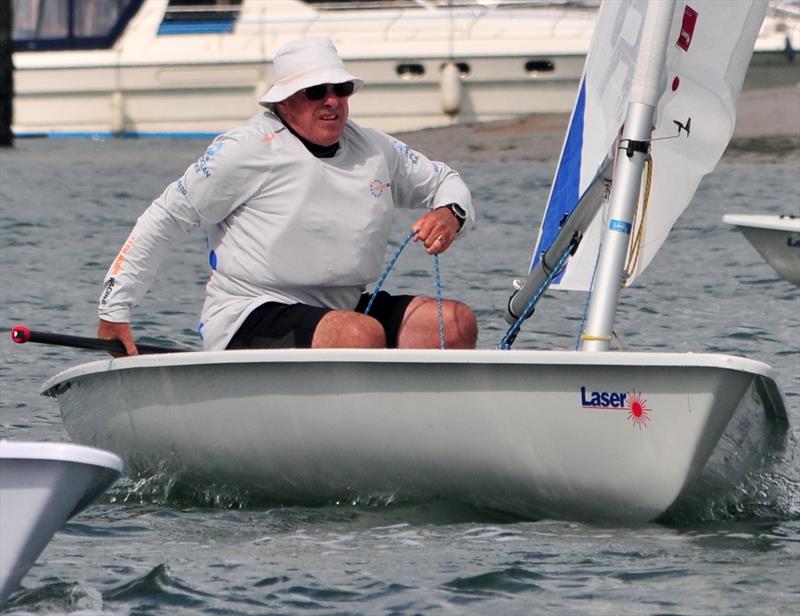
97, 319, 138, 356
412, 207, 462, 255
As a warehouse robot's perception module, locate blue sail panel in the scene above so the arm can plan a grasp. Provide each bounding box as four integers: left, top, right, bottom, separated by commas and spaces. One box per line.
530, 81, 586, 272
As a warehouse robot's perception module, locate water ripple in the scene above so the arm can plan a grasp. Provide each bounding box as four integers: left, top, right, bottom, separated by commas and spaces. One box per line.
0, 142, 797, 615
442, 567, 546, 596
104, 564, 211, 608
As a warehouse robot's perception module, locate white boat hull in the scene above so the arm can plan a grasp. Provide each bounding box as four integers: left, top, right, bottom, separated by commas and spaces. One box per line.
42, 349, 787, 523
12, 0, 595, 136
0, 441, 122, 605
723, 214, 800, 285
11, 0, 797, 136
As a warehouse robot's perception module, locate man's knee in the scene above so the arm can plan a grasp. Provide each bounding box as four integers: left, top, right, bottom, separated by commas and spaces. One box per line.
312, 310, 386, 348
444, 300, 478, 349
397, 296, 477, 349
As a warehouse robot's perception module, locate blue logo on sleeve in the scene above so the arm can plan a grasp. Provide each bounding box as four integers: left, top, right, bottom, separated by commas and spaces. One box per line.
391, 139, 419, 165
194, 142, 223, 178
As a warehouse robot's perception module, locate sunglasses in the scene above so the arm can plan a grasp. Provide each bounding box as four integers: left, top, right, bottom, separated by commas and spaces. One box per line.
303, 81, 355, 101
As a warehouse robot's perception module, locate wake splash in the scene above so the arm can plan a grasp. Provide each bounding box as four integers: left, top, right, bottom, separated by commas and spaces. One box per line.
107, 460, 799, 526
2, 581, 104, 615
109, 471, 257, 510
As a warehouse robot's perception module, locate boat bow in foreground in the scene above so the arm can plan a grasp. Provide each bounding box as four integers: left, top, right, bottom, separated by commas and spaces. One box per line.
0, 441, 122, 605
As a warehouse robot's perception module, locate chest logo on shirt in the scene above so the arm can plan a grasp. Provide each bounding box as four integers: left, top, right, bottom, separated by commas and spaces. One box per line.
370, 179, 391, 198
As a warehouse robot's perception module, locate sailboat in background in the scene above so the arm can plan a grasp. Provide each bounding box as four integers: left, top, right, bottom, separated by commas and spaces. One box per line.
722, 214, 800, 285
36, 0, 788, 523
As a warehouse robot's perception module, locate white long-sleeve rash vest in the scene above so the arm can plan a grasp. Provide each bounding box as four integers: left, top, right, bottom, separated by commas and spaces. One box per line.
99, 111, 474, 350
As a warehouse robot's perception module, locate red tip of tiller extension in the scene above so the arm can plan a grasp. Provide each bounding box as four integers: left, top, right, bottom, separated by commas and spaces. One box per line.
11, 325, 31, 343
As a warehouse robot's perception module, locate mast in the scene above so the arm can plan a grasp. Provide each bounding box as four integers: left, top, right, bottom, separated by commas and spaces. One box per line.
580, 0, 676, 352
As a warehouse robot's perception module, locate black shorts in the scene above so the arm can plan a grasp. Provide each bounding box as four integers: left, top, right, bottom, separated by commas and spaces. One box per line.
226, 291, 415, 349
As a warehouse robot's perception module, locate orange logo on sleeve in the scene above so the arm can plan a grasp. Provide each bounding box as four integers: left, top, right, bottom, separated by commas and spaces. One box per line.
111, 236, 136, 276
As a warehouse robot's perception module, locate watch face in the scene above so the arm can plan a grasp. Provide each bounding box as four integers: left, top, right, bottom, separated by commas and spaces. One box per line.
448, 204, 466, 219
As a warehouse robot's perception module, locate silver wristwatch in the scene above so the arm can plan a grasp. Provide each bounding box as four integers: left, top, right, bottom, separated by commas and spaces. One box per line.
445, 203, 467, 229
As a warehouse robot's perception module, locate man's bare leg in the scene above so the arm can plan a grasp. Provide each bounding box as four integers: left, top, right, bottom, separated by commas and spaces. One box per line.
396, 296, 478, 349
311, 310, 386, 348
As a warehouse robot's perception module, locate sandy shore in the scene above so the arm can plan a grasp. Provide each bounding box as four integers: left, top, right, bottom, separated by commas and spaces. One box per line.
395, 85, 800, 164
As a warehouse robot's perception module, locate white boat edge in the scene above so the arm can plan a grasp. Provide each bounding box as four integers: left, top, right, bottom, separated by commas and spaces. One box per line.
41, 347, 784, 391
0, 441, 123, 606
0, 440, 124, 472
722, 213, 800, 233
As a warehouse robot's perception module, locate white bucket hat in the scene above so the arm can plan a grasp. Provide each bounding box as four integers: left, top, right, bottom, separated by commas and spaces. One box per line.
259, 37, 363, 106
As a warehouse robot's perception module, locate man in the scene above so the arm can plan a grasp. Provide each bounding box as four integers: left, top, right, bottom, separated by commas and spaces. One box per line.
98, 37, 477, 354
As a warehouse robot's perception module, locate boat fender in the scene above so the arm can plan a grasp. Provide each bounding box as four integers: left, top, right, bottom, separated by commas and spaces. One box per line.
440, 62, 461, 116
110, 91, 124, 135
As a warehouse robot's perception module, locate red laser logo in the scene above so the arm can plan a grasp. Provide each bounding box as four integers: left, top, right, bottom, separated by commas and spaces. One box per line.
626, 391, 651, 430
580, 387, 652, 430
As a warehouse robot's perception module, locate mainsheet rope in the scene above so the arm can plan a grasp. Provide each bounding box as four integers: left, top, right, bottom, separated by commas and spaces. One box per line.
499, 244, 573, 350
364, 229, 446, 349
371, 229, 575, 351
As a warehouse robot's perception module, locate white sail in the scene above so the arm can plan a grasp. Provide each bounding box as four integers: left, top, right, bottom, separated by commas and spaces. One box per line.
531, 0, 768, 290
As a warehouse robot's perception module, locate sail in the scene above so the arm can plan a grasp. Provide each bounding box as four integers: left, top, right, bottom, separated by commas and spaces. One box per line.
531, 0, 768, 291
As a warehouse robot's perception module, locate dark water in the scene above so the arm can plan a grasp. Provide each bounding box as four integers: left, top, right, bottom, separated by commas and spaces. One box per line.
1, 140, 798, 614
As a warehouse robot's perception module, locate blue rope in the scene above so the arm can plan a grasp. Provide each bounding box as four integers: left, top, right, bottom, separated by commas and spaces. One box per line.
363, 229, 447, 350
363, 229, 417, 316
433, 254, 445, 349
499, 245, 573, 350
